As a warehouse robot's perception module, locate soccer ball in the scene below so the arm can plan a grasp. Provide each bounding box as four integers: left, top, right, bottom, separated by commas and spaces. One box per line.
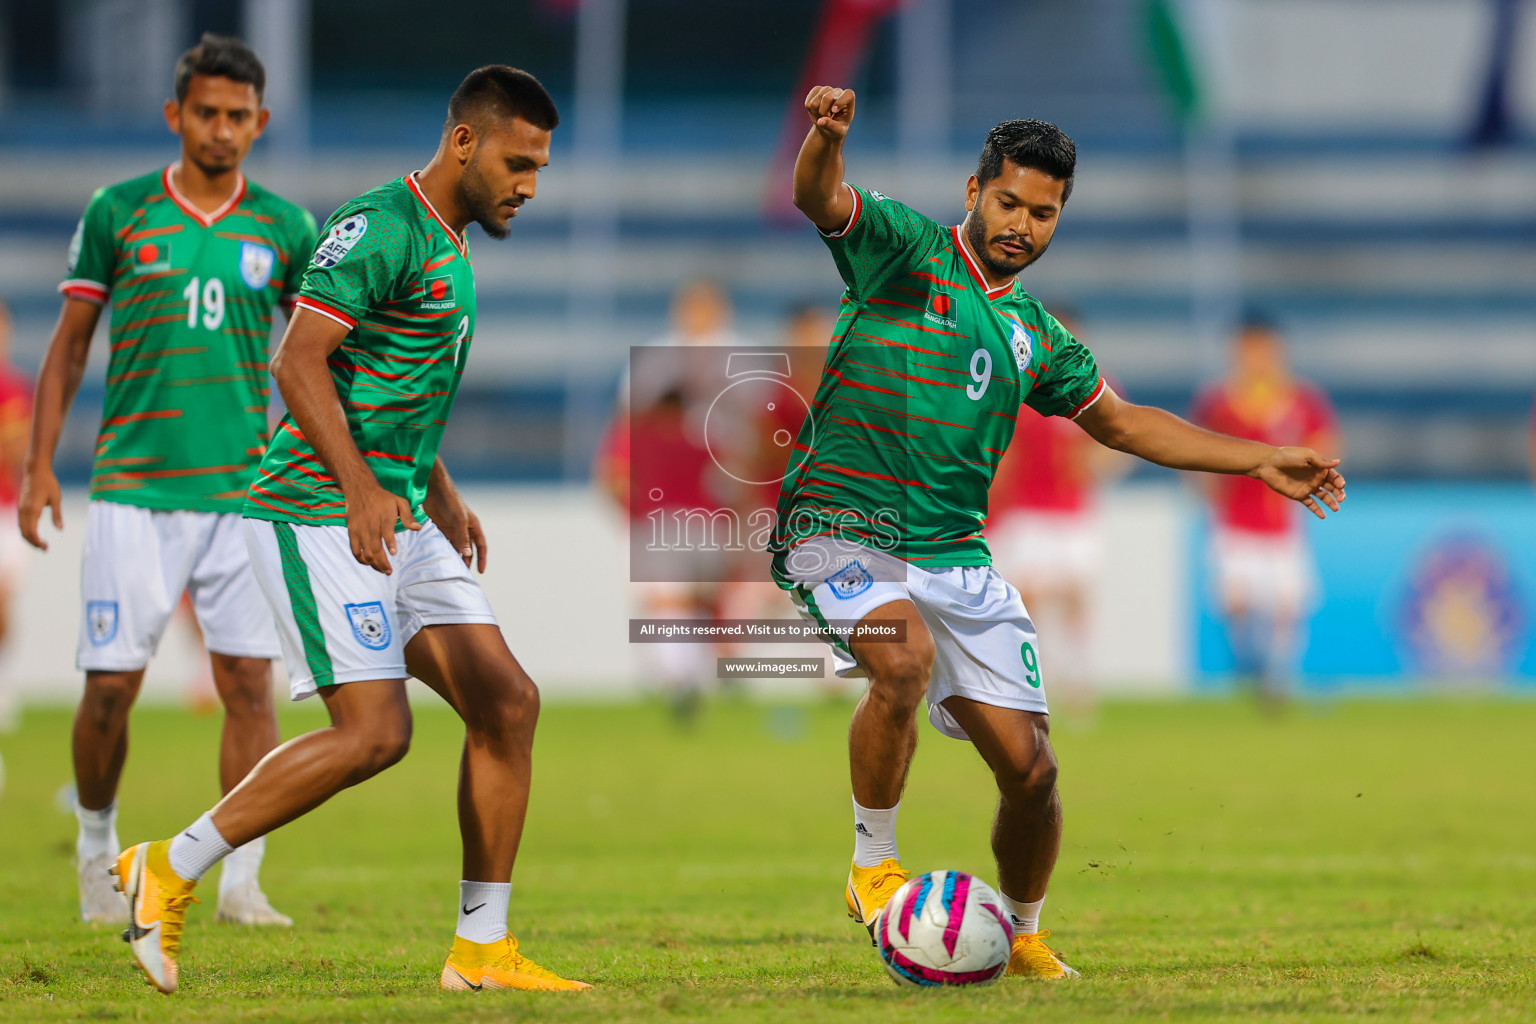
876, 870, 1013, 987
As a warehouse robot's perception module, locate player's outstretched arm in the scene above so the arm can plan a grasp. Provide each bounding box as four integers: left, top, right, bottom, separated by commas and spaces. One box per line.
19, 297, 102, 550
270, 308, 420, 574
423, 457, 487, 572
792, 86, 858, 233
1076, 385, 1346, 520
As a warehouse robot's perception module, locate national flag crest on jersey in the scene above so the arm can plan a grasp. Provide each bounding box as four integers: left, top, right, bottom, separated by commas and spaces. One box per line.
924, 291, 957, 328
131, 242, 173, 275
421, 274, 455, 309
239, 242, 275, 290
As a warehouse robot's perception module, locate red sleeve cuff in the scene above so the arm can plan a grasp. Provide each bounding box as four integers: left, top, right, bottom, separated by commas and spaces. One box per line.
293, 296, 358, 330
1067, 377, 1108, 420
819, 183, 863, 239
59, 279, 109, 304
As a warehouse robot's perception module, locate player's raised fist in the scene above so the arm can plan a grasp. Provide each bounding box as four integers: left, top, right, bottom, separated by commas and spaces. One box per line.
805, 86, 856, 140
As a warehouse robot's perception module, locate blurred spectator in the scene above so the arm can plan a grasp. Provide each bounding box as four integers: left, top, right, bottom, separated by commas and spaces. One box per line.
1192, 317, 1339, 704
0, 302, 33, 730
715, 304, 849, 694
597, 280, 750, 721
987, 310, 1126, 719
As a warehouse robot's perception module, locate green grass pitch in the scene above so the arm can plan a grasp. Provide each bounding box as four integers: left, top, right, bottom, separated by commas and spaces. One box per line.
2, 695, 1534, 1022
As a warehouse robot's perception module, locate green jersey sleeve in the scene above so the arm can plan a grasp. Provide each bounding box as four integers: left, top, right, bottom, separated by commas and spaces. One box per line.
819, 183, 942, 299
294, 207, 409, 328
279, 207, 320, 305
1023, 312, 1106, 419
61, 187, 117, 304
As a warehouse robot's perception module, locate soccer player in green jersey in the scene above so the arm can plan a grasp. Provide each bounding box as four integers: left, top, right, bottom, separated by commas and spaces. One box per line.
776, 86, 1346, 979
18, 34, 317, 929
110, 66, 590, 996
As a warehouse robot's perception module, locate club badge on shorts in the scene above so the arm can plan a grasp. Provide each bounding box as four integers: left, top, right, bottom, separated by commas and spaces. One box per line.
345, 601, 392, 650
827, 560, 874, 600
87, 600, 119, 646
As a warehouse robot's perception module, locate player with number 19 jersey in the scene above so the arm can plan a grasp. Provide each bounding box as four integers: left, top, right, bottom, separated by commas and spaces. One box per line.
245, 174, 475, 526
62, 167, 318, 509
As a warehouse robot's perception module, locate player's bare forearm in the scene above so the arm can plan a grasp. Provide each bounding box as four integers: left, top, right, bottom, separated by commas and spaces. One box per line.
19, 298, 101, 548
25, 299, 99, 473
270, 311, 375, 493
1079, 395, 1270, 474
271, 308, 418, 572
792, 86, 857, 233
1077, 386, 1346, 518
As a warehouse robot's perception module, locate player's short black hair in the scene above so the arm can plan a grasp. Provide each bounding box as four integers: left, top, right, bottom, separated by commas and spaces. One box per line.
174, 33, 265, 103
446, 66, 560, 135
976, 119, 1077, 204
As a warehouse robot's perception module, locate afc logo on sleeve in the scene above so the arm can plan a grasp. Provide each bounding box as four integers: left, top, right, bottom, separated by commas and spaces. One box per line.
312, 214, 369, 269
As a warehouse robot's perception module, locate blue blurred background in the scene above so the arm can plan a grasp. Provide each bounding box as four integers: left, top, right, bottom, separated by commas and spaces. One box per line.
0, 0, 1532, 694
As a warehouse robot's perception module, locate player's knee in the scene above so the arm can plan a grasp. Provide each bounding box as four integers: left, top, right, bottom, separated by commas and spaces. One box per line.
867, 640, 934, 711
471, 674, 540, 752
220, 677, 274, 721
996, 745, 1058, 807
348, 714, 413, 777
82, 673, 141, 723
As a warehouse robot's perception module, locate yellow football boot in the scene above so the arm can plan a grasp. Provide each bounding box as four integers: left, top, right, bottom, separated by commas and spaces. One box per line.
112, 840, 200, 994
439, 933, 591, 992
845, 858, 910, 939
1006, 929, 1080, 979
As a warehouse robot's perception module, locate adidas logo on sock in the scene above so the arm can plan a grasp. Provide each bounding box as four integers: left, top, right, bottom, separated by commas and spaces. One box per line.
855, 823, 873, 837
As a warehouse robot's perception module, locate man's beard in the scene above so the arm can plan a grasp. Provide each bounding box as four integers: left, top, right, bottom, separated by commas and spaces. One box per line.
189, 151, 237, 178
459, 159, 511, 240
965, 214, 1047, 281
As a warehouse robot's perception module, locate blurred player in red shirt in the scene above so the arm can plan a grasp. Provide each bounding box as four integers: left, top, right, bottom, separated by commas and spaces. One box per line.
987, 310, 1123, 716
1192, 317, 1339, 701
597, 280, 747, 720
0, 301, 33, 730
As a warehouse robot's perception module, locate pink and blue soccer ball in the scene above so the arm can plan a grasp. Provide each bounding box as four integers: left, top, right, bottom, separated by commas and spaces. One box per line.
876, 870, 1014, 987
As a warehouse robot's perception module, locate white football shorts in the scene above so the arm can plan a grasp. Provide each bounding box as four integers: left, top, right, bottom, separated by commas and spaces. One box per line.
988, 509, 1104, 592
242, 517, 497, 700
784, 538, 1048, 740
1211, 527, 1317, 617
78, 500, 281, 672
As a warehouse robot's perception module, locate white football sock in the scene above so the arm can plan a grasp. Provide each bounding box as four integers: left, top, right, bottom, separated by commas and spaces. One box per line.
852, 798, 900, 868
456, 880, 512, 945
218, 836, 267, 899
167, 812, 234, 882
1001, 892, 1045, 935
75, 800, 120, 862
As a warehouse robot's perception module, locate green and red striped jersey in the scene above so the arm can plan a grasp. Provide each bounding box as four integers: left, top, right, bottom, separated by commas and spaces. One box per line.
61, 166, 318, 512
244, 175, 475, 525
771, 183, 1104, 579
